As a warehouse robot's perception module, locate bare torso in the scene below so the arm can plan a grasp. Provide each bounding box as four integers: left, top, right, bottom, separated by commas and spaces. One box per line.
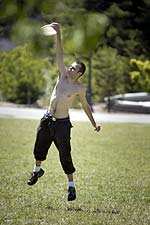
48, 76, 82, 118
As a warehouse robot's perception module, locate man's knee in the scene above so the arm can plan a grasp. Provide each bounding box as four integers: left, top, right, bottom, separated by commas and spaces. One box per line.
60, 155, 76, 174
34, 152, 47, 161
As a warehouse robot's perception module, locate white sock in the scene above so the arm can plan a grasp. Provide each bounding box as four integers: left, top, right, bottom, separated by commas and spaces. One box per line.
68, 181, 75, 188
33, 165, 40, 172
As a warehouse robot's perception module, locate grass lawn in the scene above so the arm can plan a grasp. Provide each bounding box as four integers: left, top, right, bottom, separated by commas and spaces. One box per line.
0, 118, 150, 225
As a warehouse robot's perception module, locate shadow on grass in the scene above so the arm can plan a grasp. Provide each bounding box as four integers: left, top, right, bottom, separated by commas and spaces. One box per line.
46, 206, 120, 214
67, 207, 120, 214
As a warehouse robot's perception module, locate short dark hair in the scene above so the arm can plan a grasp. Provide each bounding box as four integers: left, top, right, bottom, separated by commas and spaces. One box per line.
76, 61, 86, 76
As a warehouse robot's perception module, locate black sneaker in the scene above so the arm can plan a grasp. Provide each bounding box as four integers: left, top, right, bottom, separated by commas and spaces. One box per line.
68, 186, 76, 201
27, 168, 45, 185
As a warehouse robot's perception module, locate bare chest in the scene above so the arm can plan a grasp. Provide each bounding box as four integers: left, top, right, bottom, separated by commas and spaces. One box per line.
55, 80, 78, 98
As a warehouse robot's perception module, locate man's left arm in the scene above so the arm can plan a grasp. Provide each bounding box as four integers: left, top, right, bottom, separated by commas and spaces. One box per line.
79, 88, 101, 132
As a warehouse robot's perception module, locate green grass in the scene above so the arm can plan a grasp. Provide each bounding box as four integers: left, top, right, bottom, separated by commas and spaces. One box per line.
0, 118, 150, 225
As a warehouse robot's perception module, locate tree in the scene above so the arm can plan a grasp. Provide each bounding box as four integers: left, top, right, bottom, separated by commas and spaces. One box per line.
92, 47, 129, 111
129, 59, 150, 92
0, 45, 51, 104
84, 0, 150, 58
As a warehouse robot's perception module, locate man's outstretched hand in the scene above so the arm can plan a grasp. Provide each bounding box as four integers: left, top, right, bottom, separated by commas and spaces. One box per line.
94, 125, 102, 132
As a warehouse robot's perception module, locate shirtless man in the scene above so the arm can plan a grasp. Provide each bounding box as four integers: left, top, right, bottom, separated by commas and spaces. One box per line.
27, 23, 101, 201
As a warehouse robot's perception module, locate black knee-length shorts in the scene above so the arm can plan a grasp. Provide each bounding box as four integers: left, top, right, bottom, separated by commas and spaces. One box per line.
33, 112, 75, 175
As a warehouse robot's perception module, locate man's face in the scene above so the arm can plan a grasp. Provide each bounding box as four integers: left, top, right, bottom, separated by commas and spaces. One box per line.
68, 62, 81, 78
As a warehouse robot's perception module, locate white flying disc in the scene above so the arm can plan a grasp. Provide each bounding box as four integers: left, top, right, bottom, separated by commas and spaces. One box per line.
41, 24, 57, 36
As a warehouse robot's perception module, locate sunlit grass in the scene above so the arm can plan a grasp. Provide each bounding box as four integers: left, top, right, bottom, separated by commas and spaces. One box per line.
0, 118, 150, 225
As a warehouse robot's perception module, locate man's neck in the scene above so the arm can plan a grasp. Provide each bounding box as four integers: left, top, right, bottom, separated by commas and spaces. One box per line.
66, 76, 79, 84
66, 75, 78, 84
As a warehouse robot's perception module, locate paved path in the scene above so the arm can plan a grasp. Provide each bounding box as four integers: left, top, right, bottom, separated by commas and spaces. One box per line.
0, 106, 150, 124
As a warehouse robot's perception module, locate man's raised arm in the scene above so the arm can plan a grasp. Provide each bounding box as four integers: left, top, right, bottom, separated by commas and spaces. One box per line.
50, 23, 66, 76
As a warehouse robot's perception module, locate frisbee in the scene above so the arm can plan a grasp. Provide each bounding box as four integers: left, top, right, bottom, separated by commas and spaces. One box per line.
41, 24, 57, 36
